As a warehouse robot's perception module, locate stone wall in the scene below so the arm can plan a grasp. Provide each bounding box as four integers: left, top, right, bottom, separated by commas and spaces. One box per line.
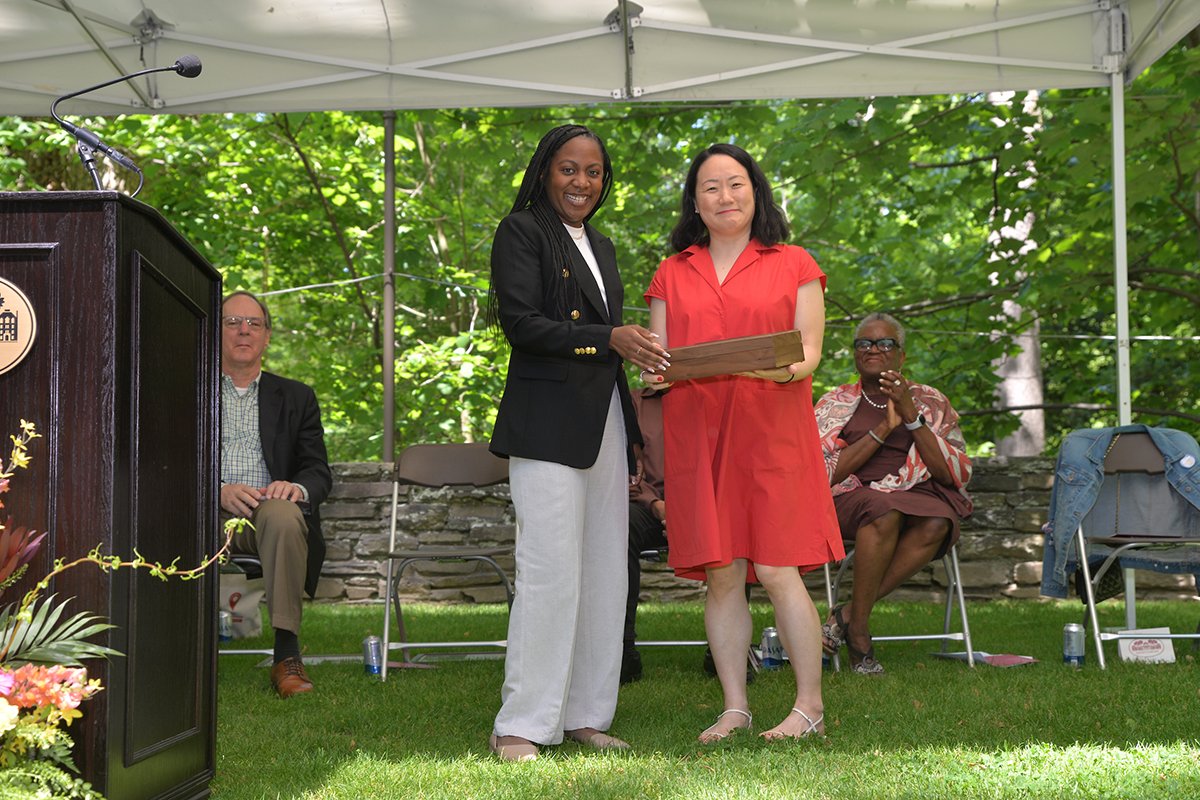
314, 457, 1198, 604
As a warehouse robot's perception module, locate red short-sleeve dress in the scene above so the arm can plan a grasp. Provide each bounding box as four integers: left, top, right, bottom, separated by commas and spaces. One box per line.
644, 241, 843, 581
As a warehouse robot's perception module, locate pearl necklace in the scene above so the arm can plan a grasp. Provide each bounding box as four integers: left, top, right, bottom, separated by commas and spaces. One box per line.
860, 387, 887, 409
566, 224, 585, 241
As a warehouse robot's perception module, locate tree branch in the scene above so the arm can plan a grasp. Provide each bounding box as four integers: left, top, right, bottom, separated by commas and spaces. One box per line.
272, 114, 374, 324
960, 403, 1200, 425
1128, 280, 1200, 306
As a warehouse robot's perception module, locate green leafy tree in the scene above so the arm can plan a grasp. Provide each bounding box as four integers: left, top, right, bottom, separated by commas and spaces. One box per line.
3, 33, 1196, 459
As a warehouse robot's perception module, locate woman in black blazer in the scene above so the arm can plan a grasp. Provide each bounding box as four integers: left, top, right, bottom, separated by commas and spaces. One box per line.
487, 125, 668, 761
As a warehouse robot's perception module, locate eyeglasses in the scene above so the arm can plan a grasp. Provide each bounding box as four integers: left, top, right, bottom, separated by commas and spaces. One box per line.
853, 337, 900, 352
222, 315, 267, 331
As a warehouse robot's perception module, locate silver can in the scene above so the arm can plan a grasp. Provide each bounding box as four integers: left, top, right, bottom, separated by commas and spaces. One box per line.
363, 635, 383, 677
217, 611, 233, 642
1063, 622, 1085, 666
760, 626, 784, 669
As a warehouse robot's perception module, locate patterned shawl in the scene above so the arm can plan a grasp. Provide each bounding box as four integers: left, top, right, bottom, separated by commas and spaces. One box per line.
813, 380, 973, 510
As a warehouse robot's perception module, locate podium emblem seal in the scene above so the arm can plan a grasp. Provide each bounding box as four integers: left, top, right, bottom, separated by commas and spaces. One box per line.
0, 278, 37, 376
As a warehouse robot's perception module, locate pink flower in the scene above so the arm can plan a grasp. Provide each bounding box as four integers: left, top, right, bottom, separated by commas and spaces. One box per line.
5, 664, 101, 711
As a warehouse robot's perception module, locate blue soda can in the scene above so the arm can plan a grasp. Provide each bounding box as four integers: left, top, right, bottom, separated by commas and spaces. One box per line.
760, 627, 784, 669
363, 635, 383, 677
217, 611, 233, 642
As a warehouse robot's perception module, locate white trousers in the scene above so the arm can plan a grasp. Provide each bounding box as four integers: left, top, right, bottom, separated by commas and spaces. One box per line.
493, 389, 629, 744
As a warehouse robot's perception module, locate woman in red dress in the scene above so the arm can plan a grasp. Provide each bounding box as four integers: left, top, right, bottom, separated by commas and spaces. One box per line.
644, 143, 842, 742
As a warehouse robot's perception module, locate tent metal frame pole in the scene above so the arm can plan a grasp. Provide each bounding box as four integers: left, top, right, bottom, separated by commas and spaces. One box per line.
1110, 72, 1132, 430
1108, 6, 1137, 631
1111, 76, 1138, 629
382, 110, 396, 463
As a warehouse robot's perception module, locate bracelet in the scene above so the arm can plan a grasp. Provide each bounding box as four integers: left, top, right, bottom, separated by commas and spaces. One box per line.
775, 374, 795, 384
867, 430, 886, 446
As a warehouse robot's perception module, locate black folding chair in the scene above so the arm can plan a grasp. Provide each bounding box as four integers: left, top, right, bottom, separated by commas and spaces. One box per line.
381, 443, 513, 678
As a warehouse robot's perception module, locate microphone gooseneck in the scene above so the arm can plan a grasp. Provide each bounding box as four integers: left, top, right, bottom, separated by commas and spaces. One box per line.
50, 56, 204, 196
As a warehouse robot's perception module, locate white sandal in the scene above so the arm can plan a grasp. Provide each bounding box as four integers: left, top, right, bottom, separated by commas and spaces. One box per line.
698, 708, 753, 743
761, 707, 824, 741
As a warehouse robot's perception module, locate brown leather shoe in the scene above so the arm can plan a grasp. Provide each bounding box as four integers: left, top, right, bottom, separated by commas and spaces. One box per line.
270, 656, 313, 699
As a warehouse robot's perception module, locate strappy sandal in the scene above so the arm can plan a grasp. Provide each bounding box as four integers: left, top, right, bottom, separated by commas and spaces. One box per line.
761, 707, 825, 741
698, 708, 752, 744
821, 605, 848, 655
846, 629, 885, 675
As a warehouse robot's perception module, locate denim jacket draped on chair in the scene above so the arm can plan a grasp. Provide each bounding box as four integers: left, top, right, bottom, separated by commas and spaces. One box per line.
1040, 424, 1200, 598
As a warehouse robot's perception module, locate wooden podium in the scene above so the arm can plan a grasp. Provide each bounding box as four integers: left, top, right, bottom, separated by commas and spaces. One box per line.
0, 192, 220, 800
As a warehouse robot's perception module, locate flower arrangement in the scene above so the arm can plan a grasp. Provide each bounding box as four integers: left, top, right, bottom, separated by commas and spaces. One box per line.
0, 421, 242, 800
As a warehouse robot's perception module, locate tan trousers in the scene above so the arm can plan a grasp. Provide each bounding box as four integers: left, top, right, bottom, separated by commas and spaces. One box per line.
227, 499, 308, 634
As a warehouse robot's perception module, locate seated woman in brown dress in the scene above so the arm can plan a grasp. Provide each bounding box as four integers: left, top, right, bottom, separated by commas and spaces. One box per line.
812, 312, 973, 674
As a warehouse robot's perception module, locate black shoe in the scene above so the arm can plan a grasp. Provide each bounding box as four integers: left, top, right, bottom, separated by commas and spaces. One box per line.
620, 648, 643, 684
702, 647, 757, 684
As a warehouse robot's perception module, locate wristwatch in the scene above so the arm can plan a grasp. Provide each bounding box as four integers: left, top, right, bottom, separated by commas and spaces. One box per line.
903, 414, 926, 431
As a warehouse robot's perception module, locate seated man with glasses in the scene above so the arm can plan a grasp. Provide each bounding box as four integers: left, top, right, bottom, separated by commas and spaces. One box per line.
812, 313, 973, 674
220, 291, 332, 698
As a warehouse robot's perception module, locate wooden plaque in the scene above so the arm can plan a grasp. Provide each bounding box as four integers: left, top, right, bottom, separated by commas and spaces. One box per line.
660, 330, 804, 382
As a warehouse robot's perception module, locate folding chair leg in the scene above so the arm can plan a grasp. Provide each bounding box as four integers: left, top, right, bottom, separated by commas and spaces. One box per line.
393, 560, 417, 665
822, 562, 841, 672
947, 546, 974, 667
382, 558, 395, 680
392, 581, 413, 664
380, 487, 435, 676
825, 557, 854, 673
382, 482, 399, 681
1075, 526, 1107, 669
940, 559, 954, 650
1122, 567, 1138, 630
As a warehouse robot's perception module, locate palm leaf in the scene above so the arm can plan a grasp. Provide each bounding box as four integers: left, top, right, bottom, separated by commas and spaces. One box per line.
0, 594, 119, 665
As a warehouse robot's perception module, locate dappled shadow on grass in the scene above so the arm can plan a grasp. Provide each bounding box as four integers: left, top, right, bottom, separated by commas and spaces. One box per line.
213, 600, 1200, 799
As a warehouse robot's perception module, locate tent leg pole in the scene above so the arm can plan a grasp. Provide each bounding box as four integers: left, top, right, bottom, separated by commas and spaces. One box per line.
1104, 28, 1132, 623
382, 110, 397, 463
1109, 56, 1131, 428
1109, 17, 1135, 625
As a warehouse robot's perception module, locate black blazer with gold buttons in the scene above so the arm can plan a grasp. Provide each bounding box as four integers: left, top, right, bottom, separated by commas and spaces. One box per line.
489, 208, 641, 470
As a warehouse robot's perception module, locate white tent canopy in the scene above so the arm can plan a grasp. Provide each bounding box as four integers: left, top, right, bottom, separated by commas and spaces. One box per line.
3, 0, 1199, 479
1, 1, 1196, 115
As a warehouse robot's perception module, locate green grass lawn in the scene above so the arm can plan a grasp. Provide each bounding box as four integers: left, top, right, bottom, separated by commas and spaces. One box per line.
214, 599, 1200, 799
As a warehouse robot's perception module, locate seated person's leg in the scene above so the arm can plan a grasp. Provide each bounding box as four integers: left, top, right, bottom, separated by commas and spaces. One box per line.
872, 516, 952, 600
843, 511, 903, 671
251, 499, 311, 697
839, 514, 950, 673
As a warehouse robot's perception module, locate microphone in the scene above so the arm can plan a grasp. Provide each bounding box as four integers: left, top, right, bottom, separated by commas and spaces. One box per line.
50, 56, 203, 192
173, 55, 203, 79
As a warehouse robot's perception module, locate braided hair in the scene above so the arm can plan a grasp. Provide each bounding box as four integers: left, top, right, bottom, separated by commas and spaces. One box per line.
488, 125, 614, 331
668, 143, 789, 253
